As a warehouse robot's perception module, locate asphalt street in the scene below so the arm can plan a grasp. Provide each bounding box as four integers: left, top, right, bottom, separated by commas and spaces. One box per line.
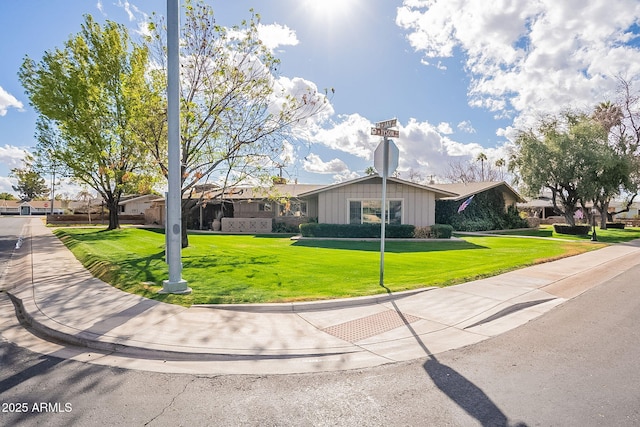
1, 258, 639, 426
0, 217, 27, 286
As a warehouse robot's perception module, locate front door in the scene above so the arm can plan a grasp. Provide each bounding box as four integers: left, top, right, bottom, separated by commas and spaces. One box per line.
20, 205, 31, 215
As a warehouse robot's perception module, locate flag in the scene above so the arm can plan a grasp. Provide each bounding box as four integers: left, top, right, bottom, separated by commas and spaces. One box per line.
457, 195, 474, 213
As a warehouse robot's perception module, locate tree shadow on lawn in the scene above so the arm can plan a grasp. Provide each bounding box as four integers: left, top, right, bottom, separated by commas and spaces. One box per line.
54, 228, 132, 248
291, 239, 487, 253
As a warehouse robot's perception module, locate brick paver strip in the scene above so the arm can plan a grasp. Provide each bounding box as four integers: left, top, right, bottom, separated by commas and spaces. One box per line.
321, 309, 422, 343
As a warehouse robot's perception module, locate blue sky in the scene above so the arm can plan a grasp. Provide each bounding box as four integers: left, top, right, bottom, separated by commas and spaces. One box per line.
1, 0, 640, 196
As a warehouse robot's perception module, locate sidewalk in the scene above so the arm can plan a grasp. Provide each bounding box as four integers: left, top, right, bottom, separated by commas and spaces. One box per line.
2, 218, 640, 375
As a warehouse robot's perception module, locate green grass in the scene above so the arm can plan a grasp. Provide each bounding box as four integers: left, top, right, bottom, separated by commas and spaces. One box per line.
488, 225, 640, 243
53, 227, 613, 305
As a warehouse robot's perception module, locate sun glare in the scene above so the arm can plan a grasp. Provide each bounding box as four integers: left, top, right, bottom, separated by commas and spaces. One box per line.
303, 0, 361, 22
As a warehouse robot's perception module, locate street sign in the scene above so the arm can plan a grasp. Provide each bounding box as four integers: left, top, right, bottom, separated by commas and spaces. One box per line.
374, 140, 399, 177
371, 128, 399, 138
375, 118, 397, 129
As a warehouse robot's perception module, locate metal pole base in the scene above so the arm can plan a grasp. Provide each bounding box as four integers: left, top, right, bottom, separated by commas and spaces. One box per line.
159, 279, 192, 295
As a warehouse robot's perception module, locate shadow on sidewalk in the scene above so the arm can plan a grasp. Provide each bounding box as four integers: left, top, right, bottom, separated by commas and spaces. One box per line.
389, 299, 528, 427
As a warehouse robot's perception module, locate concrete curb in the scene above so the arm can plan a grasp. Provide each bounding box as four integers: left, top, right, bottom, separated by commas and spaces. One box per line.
195, 288, 436, 313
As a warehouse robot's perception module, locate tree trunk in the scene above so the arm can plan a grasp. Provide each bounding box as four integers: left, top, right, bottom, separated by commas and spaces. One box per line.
599, 200, 609, 230
180, 201, 189, 248
563, 211, 576, 227
106, 200, 120, 230
181, 213, 189, 248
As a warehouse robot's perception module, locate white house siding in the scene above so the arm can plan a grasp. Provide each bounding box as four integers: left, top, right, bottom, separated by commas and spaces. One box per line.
123, 200, 150, 215
315, 181, 436, 227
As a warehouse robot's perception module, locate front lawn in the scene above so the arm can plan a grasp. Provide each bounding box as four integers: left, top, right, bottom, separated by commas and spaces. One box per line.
54, 228, 607, 305
489, 225, 640, 243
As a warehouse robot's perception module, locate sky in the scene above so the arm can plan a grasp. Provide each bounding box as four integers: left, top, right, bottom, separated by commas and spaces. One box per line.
1, 0, 640, 197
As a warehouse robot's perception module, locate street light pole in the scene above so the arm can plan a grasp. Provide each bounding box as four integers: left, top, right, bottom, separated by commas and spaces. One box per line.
161, 0, 190, 294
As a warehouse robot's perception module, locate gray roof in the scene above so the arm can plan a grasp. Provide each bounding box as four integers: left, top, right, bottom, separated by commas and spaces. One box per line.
429, 181, 526, 202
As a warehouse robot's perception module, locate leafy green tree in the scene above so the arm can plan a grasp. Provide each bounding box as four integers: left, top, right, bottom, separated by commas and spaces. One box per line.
364, 166, 377, 176
510, 113, 608, 226
10, 164, 49, 201
587, 101, 636, 228
144, 1, 332, 246
19, 15, 158, 230
0, 192, 16, 200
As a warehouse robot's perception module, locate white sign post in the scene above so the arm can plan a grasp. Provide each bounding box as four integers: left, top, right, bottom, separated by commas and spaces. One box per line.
371, 119, 399, 286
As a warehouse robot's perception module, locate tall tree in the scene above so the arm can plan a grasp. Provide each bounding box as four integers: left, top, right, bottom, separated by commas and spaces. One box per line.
10, 163, 49, 201
19, 15, 157, 229
510, 113, 607, 226
144, 1, 332, 246
476, 152, 488, 181
494, 158, 506, 180
588, 100, 635, 228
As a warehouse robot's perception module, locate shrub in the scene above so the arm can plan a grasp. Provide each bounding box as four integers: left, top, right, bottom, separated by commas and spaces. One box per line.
436, 188, 528, 231
299, 223, 415, 238
553, 223, 591, 235
430, 224, 453, 238
413, 226, 431, 239
271, 221, 300, 233
605, 222, 625, 229
457, 219, 495, 232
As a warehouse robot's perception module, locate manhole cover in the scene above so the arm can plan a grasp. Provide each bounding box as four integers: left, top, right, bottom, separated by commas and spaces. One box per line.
322, 309, 421, 343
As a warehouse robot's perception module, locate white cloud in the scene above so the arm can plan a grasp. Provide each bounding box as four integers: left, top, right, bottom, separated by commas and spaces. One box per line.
0, 86, 23, 116
116, 0, 136, 21
0, 144, 28, 168
308, 113, 375, 159
302, 153, 358, 182
303, 153, 349, 174
457, 120, 476, 133
280, 141, 296, 165
309, 115, 513, 182
397, 0, 640, 131
437, 122, 453, 134
257, 23, 299, 52
0, 176, 16, 195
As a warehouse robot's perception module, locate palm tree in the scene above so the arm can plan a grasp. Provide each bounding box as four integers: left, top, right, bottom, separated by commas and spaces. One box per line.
495, 158, 506, 180
593, 101, 623, 133
476, 152, 488, 181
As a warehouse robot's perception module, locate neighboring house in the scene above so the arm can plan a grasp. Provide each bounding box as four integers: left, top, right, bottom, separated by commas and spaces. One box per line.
69, 197, 104, 214
298, 176, 457, 227
144, 177, 528, 231
608, 199, 640, 219
430, 181, 526, 209
118, 194, 158, 215
0, 200, 64, 215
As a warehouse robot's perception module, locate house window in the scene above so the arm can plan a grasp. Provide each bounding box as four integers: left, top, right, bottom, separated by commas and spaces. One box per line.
279, 201, 307, 216
349, 199, 402, 224
258, 202, 271, 212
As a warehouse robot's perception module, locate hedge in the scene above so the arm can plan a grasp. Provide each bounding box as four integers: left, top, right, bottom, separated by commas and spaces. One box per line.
435, 188, 528, 231
299, 223, 415, 238
430, 224, 453, 238
553, 224, 591, 235
605, 222, 625, 229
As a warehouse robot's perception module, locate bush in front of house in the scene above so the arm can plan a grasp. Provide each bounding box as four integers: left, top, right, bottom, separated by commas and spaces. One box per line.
299, 223, 415, 238
430, 224, 453, 238
435, 189, 529, 232
553, 223, 591, 235
605, 222, 625, 229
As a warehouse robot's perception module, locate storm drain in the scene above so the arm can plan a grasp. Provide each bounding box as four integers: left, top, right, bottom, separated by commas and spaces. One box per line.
322, 309, 422, 343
